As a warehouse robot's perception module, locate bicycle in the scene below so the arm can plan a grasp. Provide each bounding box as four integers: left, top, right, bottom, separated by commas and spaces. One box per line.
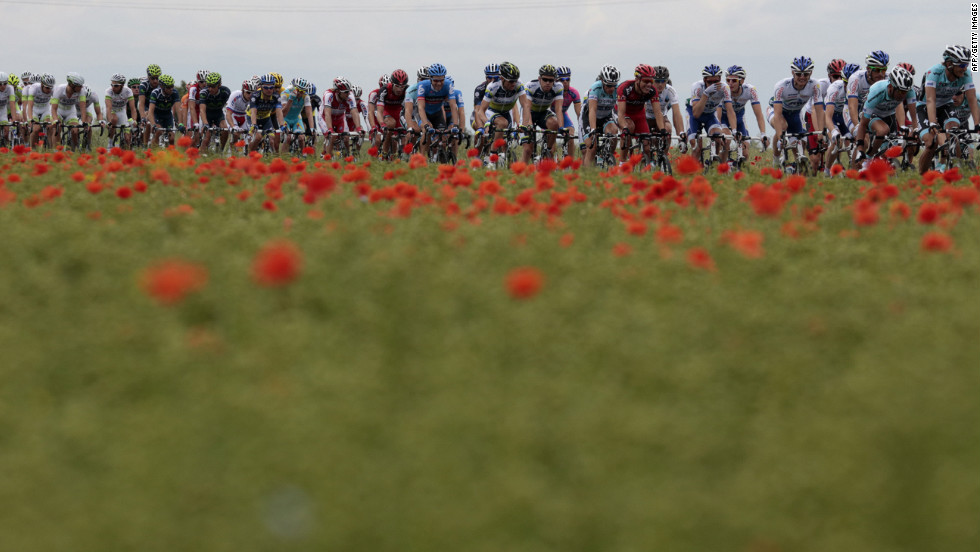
591, 131, 618, 169
935, 128, 978, 172
530, 128, 570, 162
691, 130, 731, 173
869, 130, 920, 172
426, 127, 460, 165
79, 121, 105, 152
0, 122, 25, 149
325, 131, 362, 160
775, 131, 817, 176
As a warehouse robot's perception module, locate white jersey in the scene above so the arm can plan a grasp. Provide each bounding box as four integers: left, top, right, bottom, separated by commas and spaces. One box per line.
823, 80, 847, 112
50, 83, 86, 110
82, 85, 97, 112
648, 84, 679, 118
27, 83, 54, 107
804, 77, 831, 114
687, 81, 733, 112
771, 77, 820, 112
0, 83, 15, 110
105, 85, 134, 111
729, 83, 760, 114
846, 70, 876, 110
225, 90, 250, 115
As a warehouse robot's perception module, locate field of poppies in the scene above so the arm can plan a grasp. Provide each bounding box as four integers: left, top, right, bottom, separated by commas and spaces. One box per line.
0, 140, 977, 551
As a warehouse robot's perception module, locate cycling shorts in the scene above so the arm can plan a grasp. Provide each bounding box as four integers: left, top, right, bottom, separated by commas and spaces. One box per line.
625, 112, 651, 135
531, 109, 557, 130
719, 111, 749, 137
685, 105, 723, 139
154, 110, 174, 129
916, 104, 958, 137
766, 105, 805, 134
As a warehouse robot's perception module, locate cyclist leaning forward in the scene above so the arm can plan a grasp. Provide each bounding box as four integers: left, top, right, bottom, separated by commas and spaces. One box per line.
520, 64, 566, 163
917, 45, 979, 174
197, 72, 232, 153
686, 64, 737, 163
249, 74, 284, 153
377, 69, 411, 157
416, 63, 460, 157
718, 65, 768, 159
617, 64, 665, 160
581, 65, 621, 167
148, 74, 183, 146
475, 61, 529, 167
279, 77, 317, 155
646, 66, 686, 152
768, 56, 826, 169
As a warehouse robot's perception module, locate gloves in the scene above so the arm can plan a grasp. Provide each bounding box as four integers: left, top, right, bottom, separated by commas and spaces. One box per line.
280, 125, 288, 134
177, 123, 185, 132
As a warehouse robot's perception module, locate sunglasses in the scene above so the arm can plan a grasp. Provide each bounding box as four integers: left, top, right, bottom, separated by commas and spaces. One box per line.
431, 78, 445, 83
705, 78, 721, 84
655, 79, 668, 83
261, 85, 274, 89
725, 78, 739, 83
829, 73, 842, 79
503, 78, 518, 84
540, 77, 555, 83
603, 82, 617, 87
394, 83, 408, 88
955, 62, 969, 69
560, 77, 570, 82
793, 71, 811, 77
640, 79, 654, 85
868, 66, 886, 72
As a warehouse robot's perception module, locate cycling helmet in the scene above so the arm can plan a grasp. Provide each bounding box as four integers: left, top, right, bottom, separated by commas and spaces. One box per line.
865, 50, 890, 68
599, 65, 620, 85
653, 66, 670, 80
353, 85, 362, 98
39, 73, 56, 87
557, 65, 571, 79
21, 71, 34, 85
205, 72, 222, 86
241, 80, 254, 93
635, 64, 656, 79
111, 73, 126, 84
196, 69, 210, 83
827, 59, 846, 75
7, 74, 17, 87
66, 72, 85, 86
292, 77, 312, 94
127, 77, 141, 87
841, 63, 860, 82
702, 64, 723, 77
391, 69, 409, 86
333, 77, 352, 92
888, 66, 914, 91
417, 66, 430, 81
379, 74, 389, 88
271, 73, 284, 89
259, 73, 275, 85
897, 62, 915, 76
309, 84, 317, 96
791, 56, 814, 73
485, 63, 500, 78
499, 61, 520, 81
539, 64, 558, 77
0, 73, 7, 87
159, 75, 175, 87
146, 64, 162, 77
943, 45, 970, 65
726, 65, 746, 79
428, 63, 447, 77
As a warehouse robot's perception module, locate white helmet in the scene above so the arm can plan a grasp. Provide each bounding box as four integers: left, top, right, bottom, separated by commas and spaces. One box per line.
0, 73, 7, 86
66, 72, 85, 86
111, 73, 126, 84
943, 44, 971, 65
40, 73, 56, 87
599, 65, 620, 85
888, 66, 914, 91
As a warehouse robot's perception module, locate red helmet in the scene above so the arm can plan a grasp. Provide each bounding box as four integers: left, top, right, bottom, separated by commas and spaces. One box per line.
332, 77, 352, 92
391, 69, 409, 85
241, 80, 254, 93
634, 64, 656, 79
897, 62, 915, 76
827, 58, 846, 75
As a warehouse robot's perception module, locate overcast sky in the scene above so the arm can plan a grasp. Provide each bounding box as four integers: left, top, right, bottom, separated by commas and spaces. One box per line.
4, 0, 971, 128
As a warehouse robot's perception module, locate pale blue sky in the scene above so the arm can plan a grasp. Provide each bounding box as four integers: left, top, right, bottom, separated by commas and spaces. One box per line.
4, 0, 969, 125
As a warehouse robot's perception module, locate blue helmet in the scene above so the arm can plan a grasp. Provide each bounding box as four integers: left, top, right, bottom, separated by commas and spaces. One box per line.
309, 83, 317, 96
726, 65, 746, 79
841, 63, 861, 82
866, 50, 890, 69
791, 56, 814, 73
557, 65, 571, 78
484, 63, 500, 77
701, 64, 722, 77
428, 63, 447, 77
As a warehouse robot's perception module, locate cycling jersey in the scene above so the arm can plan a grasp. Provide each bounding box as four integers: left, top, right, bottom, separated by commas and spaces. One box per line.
50, 83, 86, 110
81, 86, 98, 114
647, 84, 679, 119
921, 63, 975, 107
584, 80, 617, 118
0, 84, 15, 121
405, 83, 420, 105
197, 85, 232, 113
149, 88, 180, 111
444, 88, 463, 118
804, 77, 831, 114
846, 70, 876, 110
187, 83, 201, 114
27, 83, 54, 107
525, 79, 564, 114
482, 80, 526, 113
728, 83, 759, 115
105, 85, 134, 112
862, 80, 916, 119
225, 90, 250, 115
473, 81, 491, 107
823, 80, 847, 112
562, 86, 580, 113
685, 81, 731, 112
279, 86, 311, 121
322, 90, 356, 132
138, 78, 159, 102
416, 77, 455, 115
250, 91, 282, 120
618, 80, 660, 115
950, 97, 972, 124
771, 77, 820, 112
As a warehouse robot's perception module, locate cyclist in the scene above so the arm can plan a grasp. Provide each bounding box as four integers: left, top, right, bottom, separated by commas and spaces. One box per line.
557, 66, 581, 157
847, 51, 889, 140
521, 64, 566, 163
896, 63, 917, 123
823, 63, 860, 174
139, 64, 163, 146
854, 66, 917, 164
367, 75, 388, 149
416, 63, 459, 157
187, 69, 209, 146
717, 65, 767, 159
470, 64, 500, 151
196, 72, 232, 153
147, 75, 183, 146
404, 66, 429, 134
803, 59, 845, 166
347, 85, 368, 145
685, 64, 735, 163
225, 80, 253, 147
917, 45, 979, 174
581, 65, 621, 167
280, 77, 316, 155
80, 82, 105, 148
26, 73, 57, 148
475, 61, 528, 166
321, 76, 360, 158
377, 69, 411, 158
0, 72, 19, 145
50, 73, 88, 150
444, 85, 467, 159
105, 73, 136, 149
248, 74, 284, 154
768, 56, 826, 169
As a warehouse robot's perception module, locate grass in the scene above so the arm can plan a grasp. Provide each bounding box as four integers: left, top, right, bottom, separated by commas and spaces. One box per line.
0, 145, 977, 551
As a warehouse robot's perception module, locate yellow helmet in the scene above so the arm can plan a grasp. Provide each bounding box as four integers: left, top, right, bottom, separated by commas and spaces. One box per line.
271, 72, 283, 89
8, 74, 19, 87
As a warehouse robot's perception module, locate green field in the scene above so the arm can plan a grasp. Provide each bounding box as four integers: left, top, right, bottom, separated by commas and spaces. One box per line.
0, 147, 977, 551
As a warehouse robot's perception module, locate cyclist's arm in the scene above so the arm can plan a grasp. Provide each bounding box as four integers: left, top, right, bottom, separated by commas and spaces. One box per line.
671, 104, 684, 138
551, 97, 563, 123
198, 102, 208, 126
519, 95, 532, 126
26, 98, 34, 122
139, 95, 148, 120
895, 102, 906, 128
652, 99, 665, 131
966, 88, 980, 127
304, 105, 315, 131
573, 99, 582, 120
250, 106, 258, 127
847, 96, 860, 131
417, 100, 431, 129
725, 102, 736, 130
692, 92, 709, 118
367, 102, 377, 128
588, 98, 598, 131
148, 103, 156, 125
450, 100, 460, 127
403, 98, 415, 122
224, 107, 234, 127
475, 99, 489, 127
752, 103, 765, 136
104, 97, 113, 121
823, 103, 835, 131
172, 101, 181, 124
772, 102, 784, 137
275, 107, 285, 129
78, 98, 88, 122
811, 103, 824, 133
188, 96, 198, 127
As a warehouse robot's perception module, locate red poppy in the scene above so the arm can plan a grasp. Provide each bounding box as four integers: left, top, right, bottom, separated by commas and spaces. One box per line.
467, 148, 479, 158
687, 247, 716, 271
916, 202, 939, 224
140, 260, 208, 306
676, 155, 701, 175
716, 162, 730, 174
493, 138, 506, 149
921, 232, 953, 252
656, 224, 683, 244
367, 146, 379, 157
884, 145, 903, 158
612, 242, 633, 256
116, 186, 132, 199
177, 136, 192, 148
253, 240, 302, 287
723, 230, 764, 258
830, 164, 844, 176
863, 158, 892, 184
505, 266, 544, 299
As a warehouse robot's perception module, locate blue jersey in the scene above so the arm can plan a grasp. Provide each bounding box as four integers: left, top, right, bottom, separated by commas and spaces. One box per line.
444, 88, 464, 116
405, 83, 420, 105
416, 77, 455, 115
280, 86, 311, 122
919, 63, 975, 108
586, 80, 617, 118
863, 80, 915, 119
